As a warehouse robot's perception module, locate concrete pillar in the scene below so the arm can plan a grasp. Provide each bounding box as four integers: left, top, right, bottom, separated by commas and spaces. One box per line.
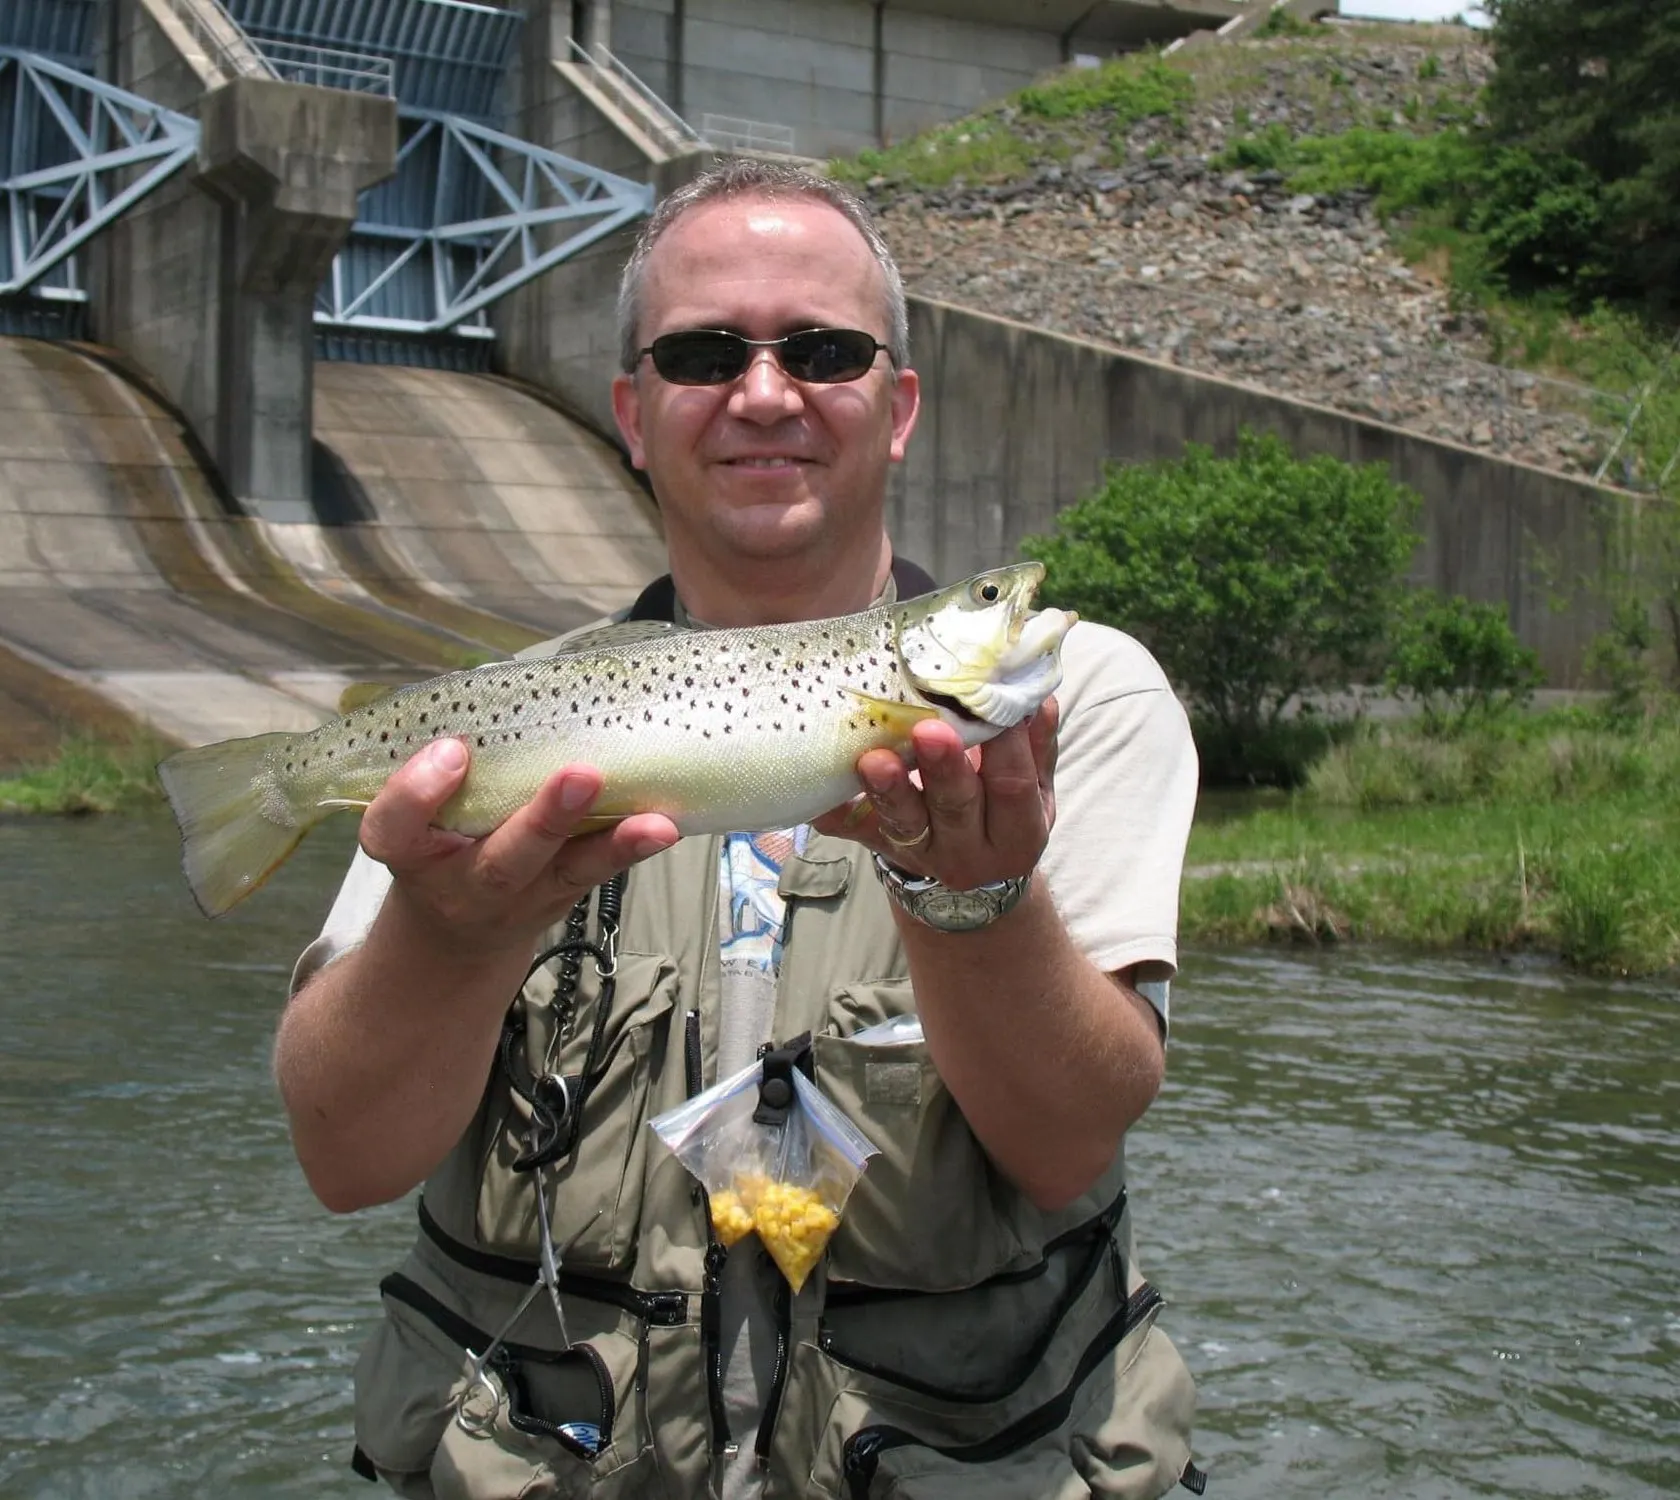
194, 78, 396, 521
584, 0, 612, 60
90, 0, 395, 523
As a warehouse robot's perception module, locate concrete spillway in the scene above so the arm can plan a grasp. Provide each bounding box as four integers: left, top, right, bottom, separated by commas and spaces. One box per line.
310, 362, 667, 652
0, 338, 665, 766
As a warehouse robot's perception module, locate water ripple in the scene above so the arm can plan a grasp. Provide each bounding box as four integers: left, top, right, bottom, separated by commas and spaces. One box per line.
3, 821, 1677, 1497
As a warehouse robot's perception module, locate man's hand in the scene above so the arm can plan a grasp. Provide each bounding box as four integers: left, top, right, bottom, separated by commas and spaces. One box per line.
359, 737, 680, 959
814, 697, 1059, 889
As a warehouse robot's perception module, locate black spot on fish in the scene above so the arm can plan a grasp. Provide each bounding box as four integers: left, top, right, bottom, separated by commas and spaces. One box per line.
477, 736, 486, 747
380, 731, 389, 743
431, 692, 441, 702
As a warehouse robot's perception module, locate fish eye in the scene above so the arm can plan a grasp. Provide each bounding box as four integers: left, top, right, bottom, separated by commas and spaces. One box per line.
975, 581, 1001, 603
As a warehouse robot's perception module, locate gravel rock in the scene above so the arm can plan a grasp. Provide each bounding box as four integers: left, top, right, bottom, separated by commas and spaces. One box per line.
866, 29, 1608, 479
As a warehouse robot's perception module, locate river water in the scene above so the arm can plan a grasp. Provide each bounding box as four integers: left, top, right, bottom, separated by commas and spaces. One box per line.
1, 813, 1675, 1498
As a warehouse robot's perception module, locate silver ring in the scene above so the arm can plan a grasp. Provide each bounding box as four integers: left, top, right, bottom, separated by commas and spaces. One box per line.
882, 823, 932, 850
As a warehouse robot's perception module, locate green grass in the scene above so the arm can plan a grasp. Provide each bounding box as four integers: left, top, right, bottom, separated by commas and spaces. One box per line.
1183, 714, 1680, 975
0, 732, 174, 814
829, 54, 1191, 190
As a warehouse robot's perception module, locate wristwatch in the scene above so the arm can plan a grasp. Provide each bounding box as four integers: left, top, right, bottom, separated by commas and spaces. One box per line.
871, 853, 1032, 932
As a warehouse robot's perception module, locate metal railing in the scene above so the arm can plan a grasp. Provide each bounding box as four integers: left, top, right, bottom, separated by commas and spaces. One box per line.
251, 36, 394, 97
566, 39, 699, 151
699, 112, 797, 157
155, 0, 275, 85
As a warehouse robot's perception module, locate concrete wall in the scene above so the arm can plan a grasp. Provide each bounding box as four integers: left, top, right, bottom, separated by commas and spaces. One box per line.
89, 0, 394, 521
90, 0, 227, 484
566, 0, 1067, 160
892, 298, 1622, 684
880, 8, 1062, 147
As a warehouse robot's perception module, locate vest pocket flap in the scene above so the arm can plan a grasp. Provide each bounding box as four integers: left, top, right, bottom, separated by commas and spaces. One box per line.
477, 952, 681, 1268
812, 1010, 1031, 1292
799, 1277, 1191, 1500
352, 1275, 470, 1482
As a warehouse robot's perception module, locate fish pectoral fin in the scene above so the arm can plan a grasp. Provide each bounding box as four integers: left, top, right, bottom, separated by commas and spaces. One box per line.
571, 814, 627, 834
315, 797, 372, 812
841, 689, 940, 737
337, 682, 399, 715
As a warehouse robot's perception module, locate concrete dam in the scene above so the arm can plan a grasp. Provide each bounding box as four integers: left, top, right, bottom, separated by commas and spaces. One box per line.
0, 0, 1621, 772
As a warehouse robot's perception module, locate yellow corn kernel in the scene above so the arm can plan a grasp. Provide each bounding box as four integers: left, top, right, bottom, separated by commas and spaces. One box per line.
708, 1189, 756, 1247
752, 1181, 841, 1292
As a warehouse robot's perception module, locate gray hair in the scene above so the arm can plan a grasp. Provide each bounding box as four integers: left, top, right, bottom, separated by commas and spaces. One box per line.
616, 158, 909, 375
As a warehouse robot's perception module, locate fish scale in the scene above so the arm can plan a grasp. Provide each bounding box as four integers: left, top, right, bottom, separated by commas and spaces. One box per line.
157, 564, 1075, 916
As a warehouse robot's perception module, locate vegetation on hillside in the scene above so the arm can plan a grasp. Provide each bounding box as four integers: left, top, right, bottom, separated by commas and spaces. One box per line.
832, 11, 1680, 497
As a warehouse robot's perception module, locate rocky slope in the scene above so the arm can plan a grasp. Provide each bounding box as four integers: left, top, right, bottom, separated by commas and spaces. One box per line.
864, 24, 1610, 480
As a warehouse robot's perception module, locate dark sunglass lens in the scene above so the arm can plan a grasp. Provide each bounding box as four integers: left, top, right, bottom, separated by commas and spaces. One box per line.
652, 332, 750, 384
781, 329, 878, 382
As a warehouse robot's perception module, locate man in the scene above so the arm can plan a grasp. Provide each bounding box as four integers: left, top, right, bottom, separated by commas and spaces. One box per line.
278, 158, 1203, 1499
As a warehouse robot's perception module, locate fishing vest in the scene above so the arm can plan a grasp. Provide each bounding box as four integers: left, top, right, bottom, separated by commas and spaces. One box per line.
346, 571, 1204, 1500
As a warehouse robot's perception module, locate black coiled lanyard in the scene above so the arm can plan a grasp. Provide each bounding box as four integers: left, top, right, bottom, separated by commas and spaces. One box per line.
497, 871, 627, 1175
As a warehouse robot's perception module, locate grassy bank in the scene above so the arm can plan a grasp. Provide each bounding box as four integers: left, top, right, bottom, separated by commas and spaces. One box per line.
0, 734, 172, 815
1184, 713, 1680, 976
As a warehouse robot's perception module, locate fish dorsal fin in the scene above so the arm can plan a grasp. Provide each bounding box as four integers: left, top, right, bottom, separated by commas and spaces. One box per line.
337, 682, 398, 715
841, 689, 940, 737
543, 620, 687, 657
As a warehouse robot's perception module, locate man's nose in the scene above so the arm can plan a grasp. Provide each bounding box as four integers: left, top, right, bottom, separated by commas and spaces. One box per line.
728, 347, 804, 419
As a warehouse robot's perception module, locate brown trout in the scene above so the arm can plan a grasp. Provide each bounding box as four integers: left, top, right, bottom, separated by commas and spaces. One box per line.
157, 563, 1075, 915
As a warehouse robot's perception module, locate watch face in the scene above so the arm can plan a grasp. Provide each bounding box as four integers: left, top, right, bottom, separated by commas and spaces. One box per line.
921, 885, 1005, 931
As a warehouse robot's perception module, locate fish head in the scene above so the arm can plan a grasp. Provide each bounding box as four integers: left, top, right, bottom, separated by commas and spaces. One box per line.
893, 563, 1077, 733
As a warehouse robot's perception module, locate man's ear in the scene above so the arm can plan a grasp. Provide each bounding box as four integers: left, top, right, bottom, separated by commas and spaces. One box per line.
888, 366, 920, 463
612, 373, 647, 469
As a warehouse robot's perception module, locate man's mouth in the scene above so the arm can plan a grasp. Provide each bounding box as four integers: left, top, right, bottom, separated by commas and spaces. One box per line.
724, 456, 806, 468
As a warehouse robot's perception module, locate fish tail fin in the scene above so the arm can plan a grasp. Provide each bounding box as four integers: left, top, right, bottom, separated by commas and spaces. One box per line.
156, 733, 309, 917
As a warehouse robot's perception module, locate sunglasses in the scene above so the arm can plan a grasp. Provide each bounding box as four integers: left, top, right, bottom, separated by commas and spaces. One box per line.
635, 327, 892, 386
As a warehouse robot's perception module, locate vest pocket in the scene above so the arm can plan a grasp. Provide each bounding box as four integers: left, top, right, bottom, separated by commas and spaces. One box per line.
355, 1262, 661, 1499
475, 953, 680, 1267
799, 1271, 1194, 1500
811, 1013, 1031, 1291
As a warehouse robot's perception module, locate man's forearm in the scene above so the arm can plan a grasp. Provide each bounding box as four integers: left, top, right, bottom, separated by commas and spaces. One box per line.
898, 882, 1165, 1211
275, 893, 532, 1213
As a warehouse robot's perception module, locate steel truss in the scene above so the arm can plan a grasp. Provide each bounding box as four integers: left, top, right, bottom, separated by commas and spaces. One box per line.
316, 108, 654, 337
0, 48, 199, 298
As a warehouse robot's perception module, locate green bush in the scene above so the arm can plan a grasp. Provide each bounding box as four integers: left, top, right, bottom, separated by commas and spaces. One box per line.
1016, 55, 1191, 128
1022, 430, 1420, 769
1384, 591, 1542, 730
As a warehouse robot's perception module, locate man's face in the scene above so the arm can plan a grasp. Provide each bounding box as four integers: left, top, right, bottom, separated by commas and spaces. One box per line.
612, 195, 919, 577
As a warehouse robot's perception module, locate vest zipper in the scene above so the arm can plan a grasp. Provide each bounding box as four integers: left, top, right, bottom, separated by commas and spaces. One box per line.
415, 1200, 687, 1324
701, 1239, 733, 1454
747, 888, 805, 1470
753, 1273, 793, 1467
684, 1007, 702, 1098
840, 1282, 1165, 1498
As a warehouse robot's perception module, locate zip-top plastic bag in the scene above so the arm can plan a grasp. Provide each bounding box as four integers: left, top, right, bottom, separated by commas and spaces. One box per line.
650, 1033, 879, 1291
